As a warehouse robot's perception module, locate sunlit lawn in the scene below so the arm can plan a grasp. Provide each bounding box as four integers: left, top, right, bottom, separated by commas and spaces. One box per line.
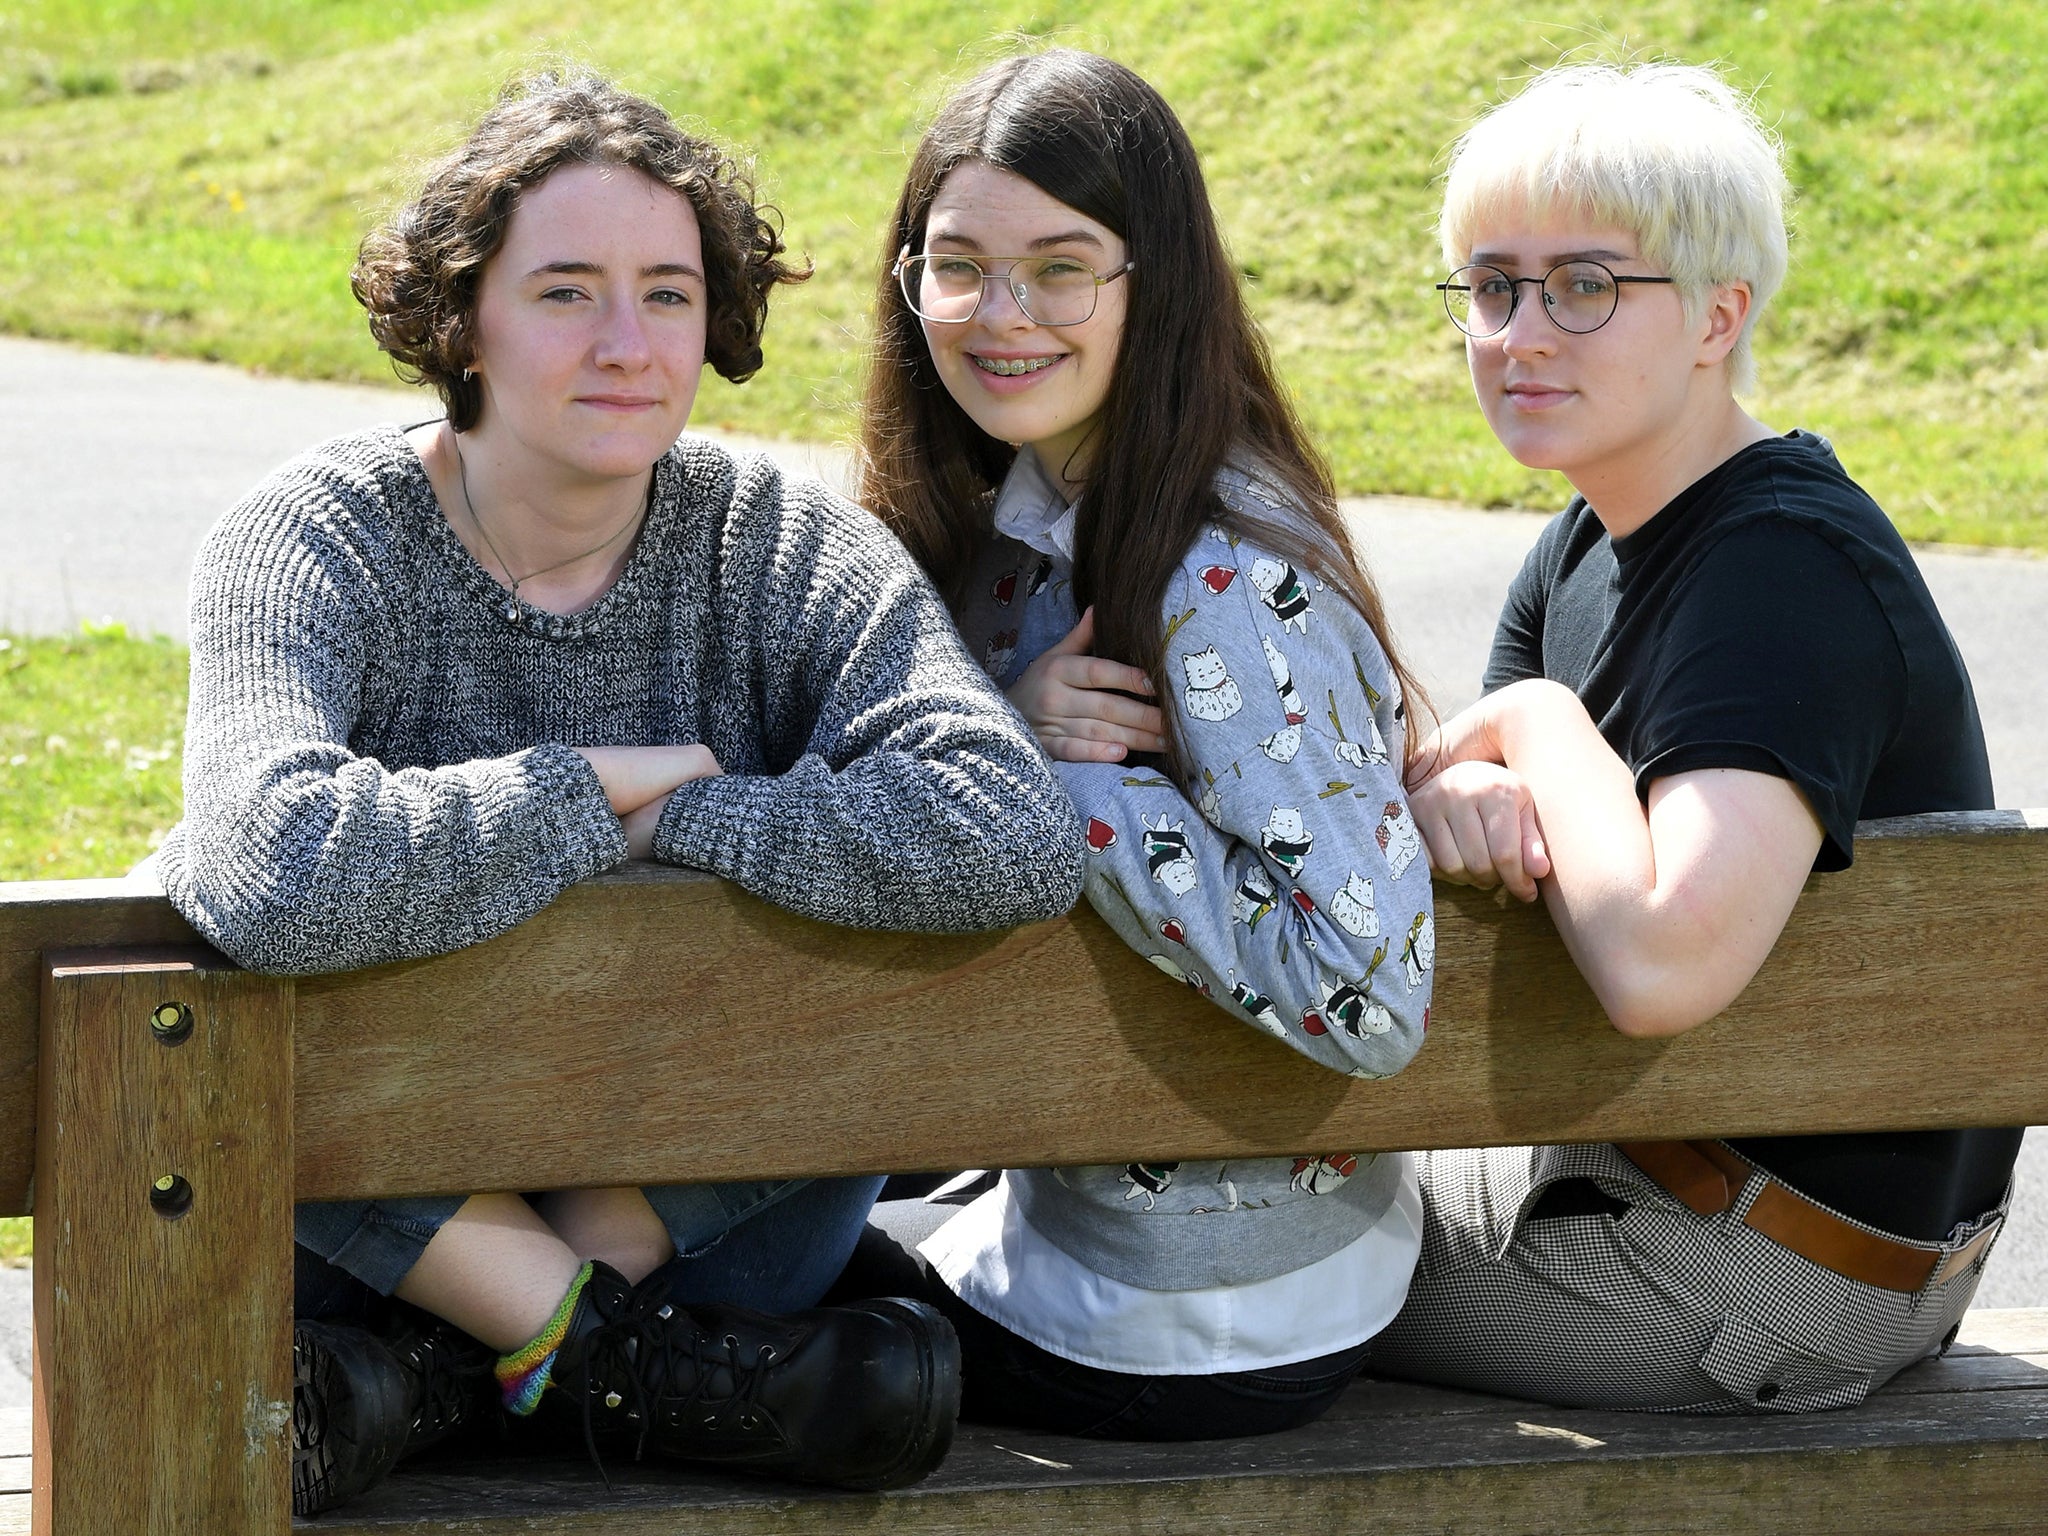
0, 628, 187, 882
1, 0, 2044, 544
0, 625, 190, 1262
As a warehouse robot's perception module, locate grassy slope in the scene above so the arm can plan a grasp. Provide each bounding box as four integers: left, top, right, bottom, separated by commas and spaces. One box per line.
1, 1, 2044, 544
0, 629, 187, 881
0, 624, 188, 1261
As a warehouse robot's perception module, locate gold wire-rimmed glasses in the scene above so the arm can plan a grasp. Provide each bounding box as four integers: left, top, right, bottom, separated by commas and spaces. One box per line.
896, 250, 1135, 326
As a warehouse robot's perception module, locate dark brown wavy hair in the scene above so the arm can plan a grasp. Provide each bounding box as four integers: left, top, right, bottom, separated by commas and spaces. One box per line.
860, 49, 1428, 770
352, 72, 809, 431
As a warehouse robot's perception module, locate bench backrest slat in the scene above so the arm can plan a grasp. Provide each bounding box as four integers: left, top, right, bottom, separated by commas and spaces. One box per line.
1, 884, 203, 1212
3, 810, 2043, 1213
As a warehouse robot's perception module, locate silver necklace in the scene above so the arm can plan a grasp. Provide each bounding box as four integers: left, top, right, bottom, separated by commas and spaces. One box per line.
454, 439, 649, 625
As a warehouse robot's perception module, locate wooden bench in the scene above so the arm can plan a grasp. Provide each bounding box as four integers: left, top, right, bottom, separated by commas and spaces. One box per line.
1, 807, 2043, 1534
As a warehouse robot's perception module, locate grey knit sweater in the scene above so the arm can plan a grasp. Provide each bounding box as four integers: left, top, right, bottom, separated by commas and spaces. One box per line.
157, 426, 1085, 975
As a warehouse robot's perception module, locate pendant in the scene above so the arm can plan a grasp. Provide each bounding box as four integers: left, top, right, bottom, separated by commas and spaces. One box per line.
501, 597, 522, 624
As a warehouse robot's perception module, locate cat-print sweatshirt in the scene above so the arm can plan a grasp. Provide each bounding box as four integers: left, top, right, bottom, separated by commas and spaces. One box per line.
925, 448, 1434, 1370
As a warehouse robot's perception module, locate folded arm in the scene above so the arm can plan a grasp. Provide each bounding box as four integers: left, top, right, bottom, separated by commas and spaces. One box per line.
652, 476, 1085, 932
165, 530, 627, 975
1059, 541, 1433, 1079
1414, 678, 1823, 1037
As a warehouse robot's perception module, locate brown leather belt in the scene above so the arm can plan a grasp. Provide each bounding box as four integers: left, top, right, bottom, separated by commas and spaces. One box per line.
1614, 1140, 2001, 1294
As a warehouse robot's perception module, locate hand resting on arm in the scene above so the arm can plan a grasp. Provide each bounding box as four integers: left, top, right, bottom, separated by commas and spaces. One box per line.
1006, 606, 1166, 764
1408, 758, 1551, 903
1409, 678, 1824, 1038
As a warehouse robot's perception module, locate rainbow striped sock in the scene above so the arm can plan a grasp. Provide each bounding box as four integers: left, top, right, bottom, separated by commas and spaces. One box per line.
494, 1261, 595, 1417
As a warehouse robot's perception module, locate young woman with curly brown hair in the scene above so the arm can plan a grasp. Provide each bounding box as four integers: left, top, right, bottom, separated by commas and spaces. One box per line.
155, 72, 1084, 1513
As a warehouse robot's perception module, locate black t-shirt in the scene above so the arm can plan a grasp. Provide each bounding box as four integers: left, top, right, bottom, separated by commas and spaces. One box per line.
1486, 431, 2018, 1241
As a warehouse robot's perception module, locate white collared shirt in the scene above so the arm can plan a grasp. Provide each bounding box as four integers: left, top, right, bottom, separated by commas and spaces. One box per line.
990, 445, 1080, 564
920, 1163, 1423, 1375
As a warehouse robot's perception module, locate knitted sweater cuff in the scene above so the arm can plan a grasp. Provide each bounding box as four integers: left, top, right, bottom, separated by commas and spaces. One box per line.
521, 744, 630, 881
648, 772, 750, 877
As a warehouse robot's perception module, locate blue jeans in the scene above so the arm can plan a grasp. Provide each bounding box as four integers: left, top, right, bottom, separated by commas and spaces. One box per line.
295, 1175, 887, 1321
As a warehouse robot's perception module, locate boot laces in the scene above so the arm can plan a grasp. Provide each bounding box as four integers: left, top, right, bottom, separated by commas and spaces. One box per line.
577, 1277, 782, 1473
400, 1327, 477, 1440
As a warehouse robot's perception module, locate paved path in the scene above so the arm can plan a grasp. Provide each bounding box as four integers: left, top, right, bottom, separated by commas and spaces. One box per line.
0, 1268, 25, 1420
5, 335, 2043, 803
0, 336, 2039, 1425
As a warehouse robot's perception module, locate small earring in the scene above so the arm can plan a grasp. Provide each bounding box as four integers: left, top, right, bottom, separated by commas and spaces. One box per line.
461, 367, 474, 383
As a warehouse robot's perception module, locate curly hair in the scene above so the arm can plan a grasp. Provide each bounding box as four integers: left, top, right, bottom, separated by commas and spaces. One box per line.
352, 72, 809, 431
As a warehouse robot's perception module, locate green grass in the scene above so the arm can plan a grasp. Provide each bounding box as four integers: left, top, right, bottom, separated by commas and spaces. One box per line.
0, 628, 187, 883
0, 623, 189, 1264
3, 2, 2044, 544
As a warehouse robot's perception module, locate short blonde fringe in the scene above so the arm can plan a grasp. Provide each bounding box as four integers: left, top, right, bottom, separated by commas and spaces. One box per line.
1439, 62, 1790, 394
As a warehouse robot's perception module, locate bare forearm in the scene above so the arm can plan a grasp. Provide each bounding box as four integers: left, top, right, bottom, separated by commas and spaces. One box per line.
1488, 685, 1685, 1030
1487, 681, 1654, 901
1487, 680, 1813, 1037
573, 745, 720, 816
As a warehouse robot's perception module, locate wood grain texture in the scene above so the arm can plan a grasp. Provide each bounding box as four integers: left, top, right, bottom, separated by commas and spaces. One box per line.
0, 817, 2041, 1536
1, 811, 2044, 1208
292, 808, 2048, 1201
0, 882, 200, 1213
306, 1440, 2048, 1536
0, 1312, 2040, 1534
32, 951, 293, 1535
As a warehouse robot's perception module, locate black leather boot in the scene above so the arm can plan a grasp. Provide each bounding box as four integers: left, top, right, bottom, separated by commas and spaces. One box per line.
291, 1305, 499, 1515
547, 1261, 961, 1491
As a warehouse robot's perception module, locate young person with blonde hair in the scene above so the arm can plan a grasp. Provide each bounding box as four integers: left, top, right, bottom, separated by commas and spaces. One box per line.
1369, 60, 2016, 1412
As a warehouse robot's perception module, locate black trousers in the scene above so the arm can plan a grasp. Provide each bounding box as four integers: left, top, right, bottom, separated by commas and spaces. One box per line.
829, 1196, 1371, 1441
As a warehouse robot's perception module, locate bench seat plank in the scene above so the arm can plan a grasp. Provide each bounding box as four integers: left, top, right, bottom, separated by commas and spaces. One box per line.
231, 1309, 2048, 1535
6, 1313, 2028, 1535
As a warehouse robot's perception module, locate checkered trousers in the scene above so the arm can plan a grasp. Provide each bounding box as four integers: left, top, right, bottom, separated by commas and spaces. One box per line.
1366, 1140, 2008, 1414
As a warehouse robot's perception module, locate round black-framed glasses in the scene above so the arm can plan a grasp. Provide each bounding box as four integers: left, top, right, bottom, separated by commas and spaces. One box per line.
1436, 260, 1677, 338
895, 250, 1135, 327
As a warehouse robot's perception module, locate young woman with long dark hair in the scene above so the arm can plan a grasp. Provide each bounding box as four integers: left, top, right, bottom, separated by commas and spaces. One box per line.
840, 49, 1436, 1439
